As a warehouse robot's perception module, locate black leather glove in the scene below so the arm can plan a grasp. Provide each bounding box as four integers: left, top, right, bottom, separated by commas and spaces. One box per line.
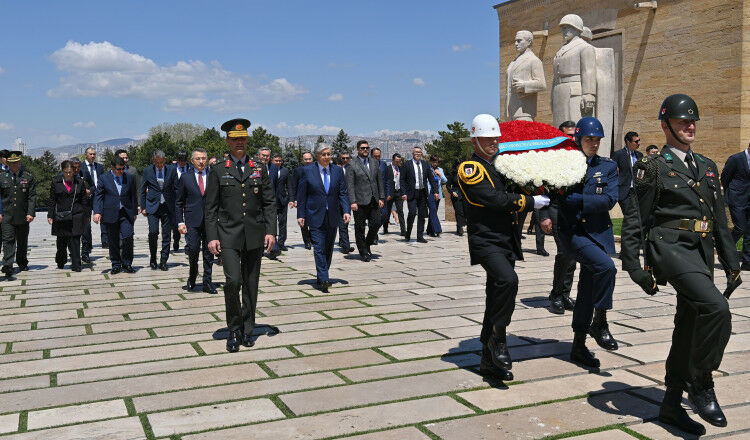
724, 270, 742, 299
630, 269, 658, 296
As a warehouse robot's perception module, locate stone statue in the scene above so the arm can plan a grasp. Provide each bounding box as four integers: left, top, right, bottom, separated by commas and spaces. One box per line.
580, 26, 617, 157
505, 30, 546, 121
582, 26, 593, 42
551, 14, 596, 128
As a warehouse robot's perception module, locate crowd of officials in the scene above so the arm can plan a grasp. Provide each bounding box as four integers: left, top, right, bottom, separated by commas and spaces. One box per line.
0, 99, 748, 435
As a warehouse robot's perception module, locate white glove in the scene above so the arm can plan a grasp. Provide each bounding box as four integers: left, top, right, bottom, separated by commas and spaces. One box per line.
533, 195, 550, 209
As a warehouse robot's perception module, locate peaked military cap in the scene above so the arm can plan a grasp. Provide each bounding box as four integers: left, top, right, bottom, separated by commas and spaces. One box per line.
220, 118, 251, 138
6, 151, 23, 163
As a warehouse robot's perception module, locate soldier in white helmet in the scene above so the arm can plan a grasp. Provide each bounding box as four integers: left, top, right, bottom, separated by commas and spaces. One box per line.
457, 114, 550, 381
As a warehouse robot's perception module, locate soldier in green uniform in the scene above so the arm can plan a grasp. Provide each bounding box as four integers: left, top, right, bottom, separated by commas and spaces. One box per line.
621, 94, 742, 434
205, 119, 277, 353
0, 151, 36, 277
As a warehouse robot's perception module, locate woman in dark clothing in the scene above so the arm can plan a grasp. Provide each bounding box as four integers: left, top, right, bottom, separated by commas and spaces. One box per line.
48, 160, 90, 271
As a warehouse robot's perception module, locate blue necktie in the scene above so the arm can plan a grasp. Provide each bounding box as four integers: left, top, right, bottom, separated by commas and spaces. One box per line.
323, 168, 330, 193
158, 168, 163, 179
115, 176, 121, 185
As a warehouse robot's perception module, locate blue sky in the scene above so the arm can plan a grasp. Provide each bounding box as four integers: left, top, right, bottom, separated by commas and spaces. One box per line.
0, 1, 506, 148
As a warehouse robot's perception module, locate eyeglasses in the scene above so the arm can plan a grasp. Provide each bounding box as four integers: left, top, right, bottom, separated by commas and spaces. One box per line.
633, 139, 641, 144
320, 152, 332, 157
358, 146, 369, 150
341, 157, 351, 160
114, 167, 125, 171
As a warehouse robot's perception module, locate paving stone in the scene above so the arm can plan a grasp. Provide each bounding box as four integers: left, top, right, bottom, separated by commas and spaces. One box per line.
148, 398, 285, 437
82, 302, 167, 317
0, 413, 18, 434
265, 349, 388, 376
27, 399, 128, 430
337, 427, 432, 440
357, 316, 476, 335
280, 369, 487, 415
717, 350, 750, 374
50, 331, 210, 357
199, 326, 365, 355
564, 430, 635, 440
296, 331, 444, 355
340, 353, 480, 382
152, 311, 326, 337
12, 330, 150, 353
0, 417, 144, 440
182, 396, 474, 440
426, 392, 659, 440
90, 314, 217, 333
324, 303, 424, 318
0, 352, 44, 363
0, 326, 87, 343
379, 335, 527, 360
629, 404, 750, 439
0, 375, 49, 393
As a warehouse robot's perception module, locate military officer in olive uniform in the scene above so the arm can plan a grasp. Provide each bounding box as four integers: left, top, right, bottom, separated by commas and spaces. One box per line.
206, 119, 277, 353
621, 94, 742, 435
0, 151, 36, 277
457, 114, 549, 381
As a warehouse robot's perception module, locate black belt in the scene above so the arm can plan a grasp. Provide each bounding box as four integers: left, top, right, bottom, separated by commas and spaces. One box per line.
656, 218, 713, 233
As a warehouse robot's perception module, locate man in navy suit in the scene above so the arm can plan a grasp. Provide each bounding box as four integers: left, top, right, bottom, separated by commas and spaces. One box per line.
176, 148, 215, 293
288, 151, 314, 249
611, 131, 643, 214
81, 147, 106, 262
297, 143, 351, 292
140, 150, 178, 271
268, 153, 290, 258
172, 151, 190, 252
400, 146, 438, 242
721, 143, 750, 271
93, 156, 138, 274
371, 147, 391, 240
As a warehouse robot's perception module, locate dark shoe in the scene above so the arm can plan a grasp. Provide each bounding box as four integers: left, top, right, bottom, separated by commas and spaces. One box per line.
123, 265, 136, 273
487, 327, 512, 370
382, 228, 388, 234
202, 282, 218, 294
279, 245, 288, 251
1, 266, 12, 277
150, 259, 158, 270
741, 261, 750, 271
399, 230, 406, 236
304, 243, 312, 250
686, 381, 727, 427
536, 249, 550, 257
173, 242, 179, 252
361, 253, 371, 262
57, 263, 65, 269
589, 309, 618, 350
158, 263, 168, 271
340, 246, 351, 254
571, 332, 600, 368
659, 387, 706, 435
416, 237, 428, 243
110, 267, 122, 275
457, 227, 464, 236
81, 255, 91, 264
101, 243, 109, 249
226, 331, 241, 352
186, 278, 196, 291
404, 234, 410, 241
561, 294, 576, 310
72, 267, 82, 272
320, 281, 330, 293
242, 334, 255, 347
548, 294, 565, 315
18, 265, 28, 272
526, 226, 534, 235
479, 348, 514, 381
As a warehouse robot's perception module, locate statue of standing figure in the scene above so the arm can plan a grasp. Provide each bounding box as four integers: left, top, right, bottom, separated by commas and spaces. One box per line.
551, 14, 596, 128
505, 30, 547, 121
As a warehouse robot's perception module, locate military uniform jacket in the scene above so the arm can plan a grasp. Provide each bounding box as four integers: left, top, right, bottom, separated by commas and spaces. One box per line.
0, 169, 37, 225
621, 147, 739, 282
457, 153, 534, 264
205, 157, 277, 251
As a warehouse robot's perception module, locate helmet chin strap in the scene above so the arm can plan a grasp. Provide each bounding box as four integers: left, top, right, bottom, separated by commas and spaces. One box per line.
665, 120, 690, 147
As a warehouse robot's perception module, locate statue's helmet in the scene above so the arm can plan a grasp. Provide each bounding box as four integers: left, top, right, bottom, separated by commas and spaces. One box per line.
559, 14, 584, 33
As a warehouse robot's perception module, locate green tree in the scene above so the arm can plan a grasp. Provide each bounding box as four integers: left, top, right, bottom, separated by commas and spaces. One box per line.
330, 129, 351, 161
101, 148, 115, 168
22, 150, 58, 209
130, 132, 177, 169
148, 122, 207, 144
316, 135, 325, 146
190, 128, 226, 162
248, 126, 280, 158
282, 141, 302, 173
423, 121, 472, 174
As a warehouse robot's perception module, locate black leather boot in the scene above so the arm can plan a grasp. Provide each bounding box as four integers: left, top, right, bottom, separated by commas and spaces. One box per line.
148, 234, 158, 269
658, 386, 706, 435
561, 294, 575, 310
589, 309, 618, 350
571, 332, 600, 368
686, 376, 727, 427
548, 294, 565, 314
487, 326, 512, 370
479, 346, 513, 381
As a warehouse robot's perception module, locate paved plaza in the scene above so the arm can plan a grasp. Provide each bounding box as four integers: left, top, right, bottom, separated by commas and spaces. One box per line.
0, 213, 748, 440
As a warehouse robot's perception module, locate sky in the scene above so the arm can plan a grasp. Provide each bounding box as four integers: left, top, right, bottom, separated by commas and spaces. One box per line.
0, 0, 507, 148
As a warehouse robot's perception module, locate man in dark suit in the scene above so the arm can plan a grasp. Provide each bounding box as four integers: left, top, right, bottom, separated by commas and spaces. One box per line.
346, 140, 385, 261
371, 147, 391, 240
297, 143, 351, 292
611, 131, 643, 213
140, 150, 178, 271
172, 151, 190, 252
288, 151, 314, 249
268, 153, 290, 258
206, 118, 277, 353
93, 156, 138, 274
337, 152, 355, 254
176, 148, 215, 293
400, 146, 438, 242
385, 153, 406, 236
721, 144, 750, 271
81, 147, 106, 261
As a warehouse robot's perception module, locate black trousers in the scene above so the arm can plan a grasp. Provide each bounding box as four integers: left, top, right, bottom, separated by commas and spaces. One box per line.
338, 216, 351, 249
618, 196, 632, 219
222, 246, 263, 336
353, 198, 380, 252
2, 222, 29, 269
300, 224, 311, 246
478, 252, 518, 344
276, 205, 288, 248
533, 211, 546, 252
81, 222, 93, 256
147, 203, 172, 263
105, 214, 134, 269
186, 222, 213, 283
550, 225, 576, 298
450, 195, 466, 230
728, 205, 749, 264
56, 235, 81, 270
406, 189, 428, 239
386, 190, 406, 234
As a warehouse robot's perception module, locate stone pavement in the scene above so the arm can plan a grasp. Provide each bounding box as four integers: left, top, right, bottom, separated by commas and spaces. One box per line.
0, 213, 748, 440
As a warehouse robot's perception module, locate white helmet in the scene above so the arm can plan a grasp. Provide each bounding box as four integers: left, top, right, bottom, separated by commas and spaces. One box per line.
470, 114, 501, 138
582, 26, 593, 41
559, 14, 584, 33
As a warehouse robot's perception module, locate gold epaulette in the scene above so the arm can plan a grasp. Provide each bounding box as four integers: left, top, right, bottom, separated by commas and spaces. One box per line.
458, 161, 493, 187
514, 196, 526, 212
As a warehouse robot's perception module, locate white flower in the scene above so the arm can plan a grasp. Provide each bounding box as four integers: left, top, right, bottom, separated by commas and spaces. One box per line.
494, 149, 587, 189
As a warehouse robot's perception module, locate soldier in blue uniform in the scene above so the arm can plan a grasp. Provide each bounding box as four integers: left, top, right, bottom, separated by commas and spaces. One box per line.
554, 117, 619, 368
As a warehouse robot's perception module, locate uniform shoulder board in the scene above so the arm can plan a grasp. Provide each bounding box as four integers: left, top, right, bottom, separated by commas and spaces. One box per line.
601, 157, 613, 162
458, 161, 486, 185
694, 153, 706, 163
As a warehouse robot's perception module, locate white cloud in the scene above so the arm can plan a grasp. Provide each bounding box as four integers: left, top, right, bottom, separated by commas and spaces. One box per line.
327, 93, 343, 102
73, 121, 96, 128
0, 66, 5, 74
48, 41, 308, 112
451, 44, 472, 52
51, 134, 75, 144
412, 77, 426, 87
372, 129, 436, 137
275, 122, 341, 136
0, 122, 13, 131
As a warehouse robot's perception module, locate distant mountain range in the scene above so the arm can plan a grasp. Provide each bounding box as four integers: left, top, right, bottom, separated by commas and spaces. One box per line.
27, 138, 143, 159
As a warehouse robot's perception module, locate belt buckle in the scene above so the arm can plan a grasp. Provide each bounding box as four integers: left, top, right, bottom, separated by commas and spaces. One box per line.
694, 220, 710, 232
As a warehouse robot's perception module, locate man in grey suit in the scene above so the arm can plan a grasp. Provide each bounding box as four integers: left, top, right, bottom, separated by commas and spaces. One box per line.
345, 140, 385, 262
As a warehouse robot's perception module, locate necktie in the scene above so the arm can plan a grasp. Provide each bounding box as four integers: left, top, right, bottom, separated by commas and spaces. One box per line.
417, 161, 422, 189
115, 175, 121, 187
323, 168, 330, 193
198, 172, 205, 196
12, 173, 17, 185
158, 168, 163, 179
237, 160, 243, 173
686, 154, 698, 180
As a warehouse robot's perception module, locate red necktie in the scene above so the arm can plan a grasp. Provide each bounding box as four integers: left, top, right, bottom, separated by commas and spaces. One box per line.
198, 173, 205, 196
